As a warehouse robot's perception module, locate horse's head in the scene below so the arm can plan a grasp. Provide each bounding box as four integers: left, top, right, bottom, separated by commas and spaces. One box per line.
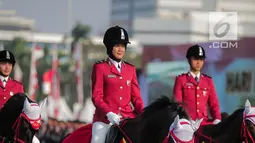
0, 93, 46, 143
242, 99, 255, 142
167, 115, 203, 143
14, 97, 47, 143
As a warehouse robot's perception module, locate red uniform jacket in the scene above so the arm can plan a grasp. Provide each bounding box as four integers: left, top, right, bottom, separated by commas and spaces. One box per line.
0, 78, 24, 109
91, 58, 144, 123
173, 73, 221, 122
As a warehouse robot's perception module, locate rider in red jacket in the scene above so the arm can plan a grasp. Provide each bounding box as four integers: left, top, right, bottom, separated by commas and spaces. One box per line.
173, 45, 221, 125
91, 26, 144, 143
0, 50, 24, 109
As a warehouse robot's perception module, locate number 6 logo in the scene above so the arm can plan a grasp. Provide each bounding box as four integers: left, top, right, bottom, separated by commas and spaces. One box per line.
213, 14, 233, 38
209, 12, 238, 41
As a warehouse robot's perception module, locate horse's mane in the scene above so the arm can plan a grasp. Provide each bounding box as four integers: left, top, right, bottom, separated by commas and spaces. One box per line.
0, 93, 27, 113
0, 93, 34, 134
142, 95, 189, 119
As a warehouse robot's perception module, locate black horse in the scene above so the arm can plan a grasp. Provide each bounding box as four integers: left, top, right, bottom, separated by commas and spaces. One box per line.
104, 95, 189, 143
0, 93, 45, 143
195, 100, 255, 143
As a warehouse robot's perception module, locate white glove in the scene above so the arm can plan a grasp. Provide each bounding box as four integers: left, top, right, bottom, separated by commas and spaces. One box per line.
106, 112, 120, 125
213, 119, 221, 124
32, 135, 40, 143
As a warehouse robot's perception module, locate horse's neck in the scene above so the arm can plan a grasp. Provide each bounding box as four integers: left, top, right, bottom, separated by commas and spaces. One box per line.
18, 118, 34, 143
200, 118, 243, 142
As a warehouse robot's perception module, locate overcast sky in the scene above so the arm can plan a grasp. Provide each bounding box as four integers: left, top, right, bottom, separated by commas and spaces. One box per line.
0, 0, 110, 36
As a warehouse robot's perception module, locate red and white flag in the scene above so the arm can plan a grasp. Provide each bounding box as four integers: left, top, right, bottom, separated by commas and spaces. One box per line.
28, 44, 44, 101
73, 41, 84, 105
51, 44, 61, 118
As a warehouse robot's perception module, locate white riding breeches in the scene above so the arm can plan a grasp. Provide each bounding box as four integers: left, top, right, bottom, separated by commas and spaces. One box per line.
91, 122, 111, 143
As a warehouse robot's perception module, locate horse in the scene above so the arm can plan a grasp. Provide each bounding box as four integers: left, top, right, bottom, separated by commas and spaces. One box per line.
195, 99, 255, 143
0, 93, 46, 143
163, 115, 203, 143
62, 95, 190, 143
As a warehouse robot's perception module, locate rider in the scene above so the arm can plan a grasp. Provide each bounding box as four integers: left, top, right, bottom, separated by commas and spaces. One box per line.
91, 25, 144, 143
0, 50, 24, 109
173, 45, 221, 126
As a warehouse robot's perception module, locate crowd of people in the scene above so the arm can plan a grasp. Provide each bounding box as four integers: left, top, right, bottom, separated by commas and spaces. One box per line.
36, 118, 87, 143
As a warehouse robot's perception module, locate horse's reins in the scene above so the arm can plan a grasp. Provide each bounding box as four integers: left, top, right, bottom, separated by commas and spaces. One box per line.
115, 120, 133, 143
195, 128, 218, 143
195, 112, 255, 143
0, 113, 27, 143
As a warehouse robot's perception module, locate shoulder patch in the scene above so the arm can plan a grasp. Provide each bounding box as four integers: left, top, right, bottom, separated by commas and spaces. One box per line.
124, 61, 134, 66
95, 60, 106, 64
202, 74, 212, 78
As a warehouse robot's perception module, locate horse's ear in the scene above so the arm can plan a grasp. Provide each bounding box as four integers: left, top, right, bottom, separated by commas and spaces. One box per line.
192, 118, 203, 131
173, 115, 181, 130
24, 98, 30, 110
245, 99, 251, 114
39, 97, 47, 109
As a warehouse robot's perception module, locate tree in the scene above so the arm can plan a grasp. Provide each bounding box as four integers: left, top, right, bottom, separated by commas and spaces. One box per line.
5, 37, 31, 94
71, 22, 90, 48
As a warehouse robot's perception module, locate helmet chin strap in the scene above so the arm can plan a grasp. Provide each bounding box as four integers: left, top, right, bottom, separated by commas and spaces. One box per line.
106, 43, 126, 63
108, 54, 121, 62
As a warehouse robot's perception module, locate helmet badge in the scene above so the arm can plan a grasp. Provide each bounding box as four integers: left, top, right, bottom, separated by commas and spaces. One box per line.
199, 46, 203, 56
6, 51, 10, 59
120, 29, 125, 40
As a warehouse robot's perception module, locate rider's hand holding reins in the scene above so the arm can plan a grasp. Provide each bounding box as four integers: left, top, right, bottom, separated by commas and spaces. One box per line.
106, 112, 120, 125
213, 119, 221, 124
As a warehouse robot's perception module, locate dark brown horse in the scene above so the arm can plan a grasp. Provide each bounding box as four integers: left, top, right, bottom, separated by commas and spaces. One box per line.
0, 93, 46, 143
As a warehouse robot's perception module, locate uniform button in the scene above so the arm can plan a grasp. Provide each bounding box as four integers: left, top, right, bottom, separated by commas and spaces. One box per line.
120, 86, 123, 89
119, 107, 122, 110
197, 94, 199, 97
3, 97, 6, 100
188, 86, 190, 88
1, 105, 3, 108
197, 86, 199, 89
197, 102, 199, 105
119, 97, 122, 100
197, 109, 199, 112
119, 77, 122, 79
3, 89, 6, 91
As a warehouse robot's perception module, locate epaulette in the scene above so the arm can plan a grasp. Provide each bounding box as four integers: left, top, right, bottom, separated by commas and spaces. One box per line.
202, 74, 212, 78
10, 78, 22, 84
177, 73, 186, 77
95, 60, 106, 64
124, 61, 134, 66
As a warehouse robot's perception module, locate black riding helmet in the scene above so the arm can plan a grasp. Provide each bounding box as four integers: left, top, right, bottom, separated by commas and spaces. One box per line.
186, 45, 206, 59
103, 26, 131, 55
0, 50, 16, 66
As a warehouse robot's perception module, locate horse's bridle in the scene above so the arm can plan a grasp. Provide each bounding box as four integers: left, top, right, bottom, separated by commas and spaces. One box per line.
169, 121, 195, 143
0, 112, 41, 143
241, 113, 255, 143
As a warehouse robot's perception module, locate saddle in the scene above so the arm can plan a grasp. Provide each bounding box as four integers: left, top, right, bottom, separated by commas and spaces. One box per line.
105, 125, 121, 143
105, 118, 130, 143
